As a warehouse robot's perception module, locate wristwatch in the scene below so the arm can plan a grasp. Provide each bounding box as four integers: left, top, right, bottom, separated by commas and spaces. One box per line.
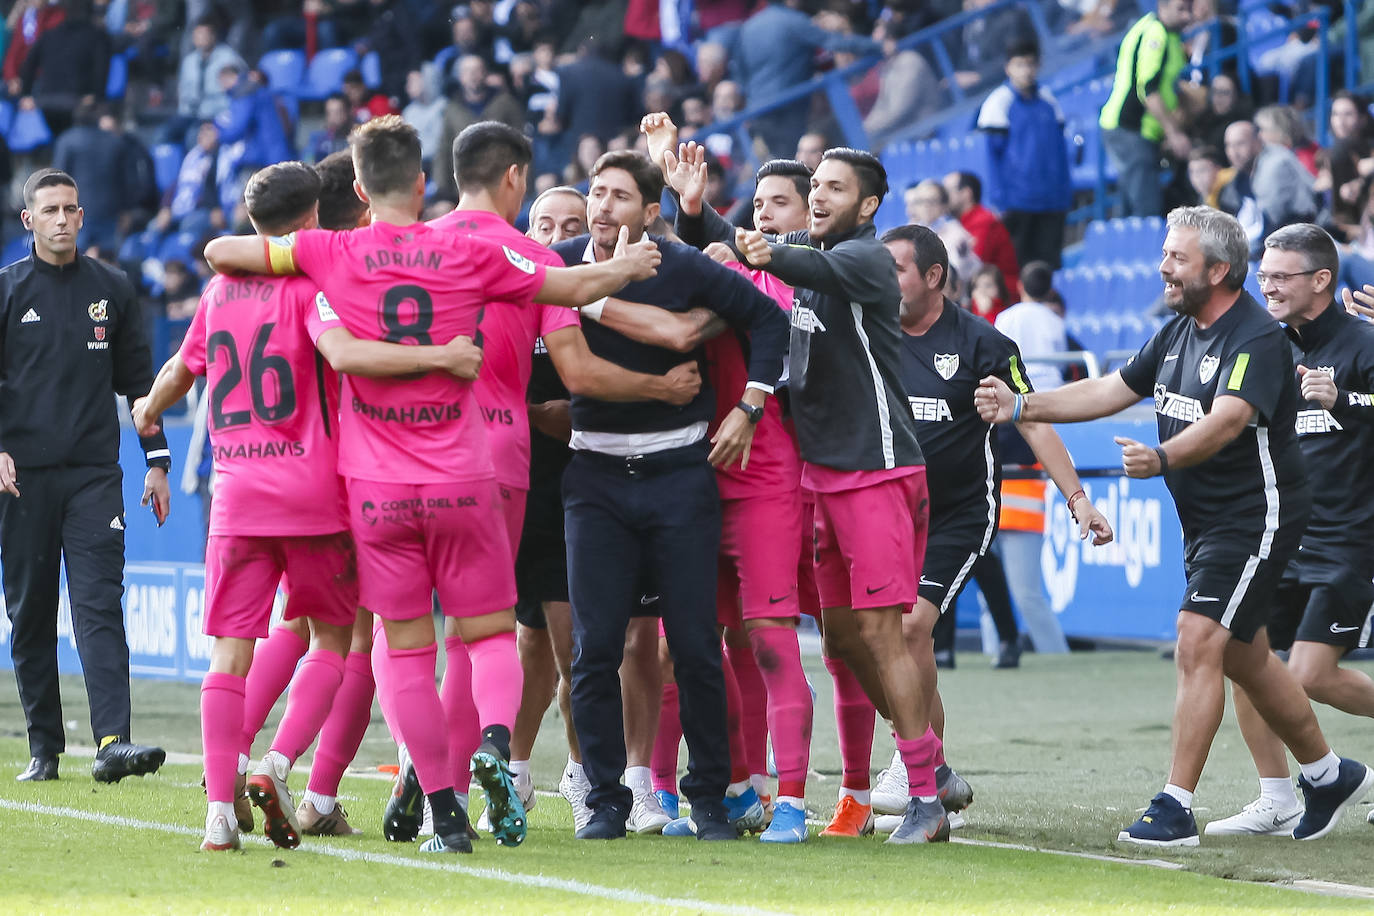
735, 400, 764, 424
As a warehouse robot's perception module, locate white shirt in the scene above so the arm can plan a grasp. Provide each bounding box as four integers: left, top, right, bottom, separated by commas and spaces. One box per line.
994, 300, 1067, 392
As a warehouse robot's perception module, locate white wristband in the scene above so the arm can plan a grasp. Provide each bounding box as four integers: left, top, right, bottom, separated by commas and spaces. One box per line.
580, 298, 607, 322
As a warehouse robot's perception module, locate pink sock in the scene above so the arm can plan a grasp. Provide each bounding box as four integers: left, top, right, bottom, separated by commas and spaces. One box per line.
825, 656, 875, 791
384, 643, 452, 794
750, 627, 812, 799
466, 630, 523, 732
896, 728, 939, 797
440, 636, 479, 793
269, 650, 345, 763
651, 681, 681, 793
933, 729, 946, 768
202, 672, 246, 804
242, 626, 307, 754
306, 651, 374, 797
726, 641, 769, 779
370, 621, 400, 743
721, 649, 752, 785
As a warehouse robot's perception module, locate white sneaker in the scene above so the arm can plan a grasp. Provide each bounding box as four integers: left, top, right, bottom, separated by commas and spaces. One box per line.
872, 749, 909, 815
559, 762, 594, 833
1203, 796, 1304, 836
201, 812, 242, 851
628, 784, 672, 834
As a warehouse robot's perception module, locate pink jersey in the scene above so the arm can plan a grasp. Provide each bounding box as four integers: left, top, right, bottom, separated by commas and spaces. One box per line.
707, 262, 799, 499
179, 274, 346, 537
426, 209, 579, 491
286, 221, 547, 484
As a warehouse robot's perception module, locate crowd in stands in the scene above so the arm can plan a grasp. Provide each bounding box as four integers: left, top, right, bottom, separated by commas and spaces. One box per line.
0, 0, 1370, 352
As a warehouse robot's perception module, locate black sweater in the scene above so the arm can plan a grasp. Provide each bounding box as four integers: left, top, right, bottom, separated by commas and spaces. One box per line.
552, 235, 788, 436
0, 250, 168, 469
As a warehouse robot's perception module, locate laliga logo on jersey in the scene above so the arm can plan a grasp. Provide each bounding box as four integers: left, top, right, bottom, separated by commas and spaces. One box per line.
933, 354, 959, 381
1040, 479, 1164, 612
88, 299, 108, 321
503, 245, 537, 275
1198, 354, 1220, 385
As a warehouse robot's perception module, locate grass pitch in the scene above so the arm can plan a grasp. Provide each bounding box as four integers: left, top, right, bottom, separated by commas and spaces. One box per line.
4, 649, 1374, 913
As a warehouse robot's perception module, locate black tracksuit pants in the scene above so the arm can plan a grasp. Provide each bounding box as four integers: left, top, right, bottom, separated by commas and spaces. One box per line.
1, 464, 132, 757
563, 443, 729, 815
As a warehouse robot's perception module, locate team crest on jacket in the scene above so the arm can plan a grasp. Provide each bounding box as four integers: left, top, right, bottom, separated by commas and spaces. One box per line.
1198, 354, 1219, 385
933, 353, 959, 381
88, 299, 108, 321
94, 326, 106, 341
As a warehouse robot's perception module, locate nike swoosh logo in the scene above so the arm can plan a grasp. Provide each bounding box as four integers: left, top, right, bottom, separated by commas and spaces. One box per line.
1164, 354, 1179, 362
866, 584, 889, 595
1273, 811, 1302, 827
919, 577, 944, 587
1189, 592, 1220, 603
1330, 623, 1361, 634
640, 595, 659, 606
768, 594, 790, 605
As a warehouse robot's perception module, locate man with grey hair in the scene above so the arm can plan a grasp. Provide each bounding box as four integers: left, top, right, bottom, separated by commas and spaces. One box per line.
1207, 223, 1374, 836
975, 207, 1372, 847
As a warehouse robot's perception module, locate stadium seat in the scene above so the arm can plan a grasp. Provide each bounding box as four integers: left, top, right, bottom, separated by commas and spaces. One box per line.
8, 108, 52, 153
157, 230, 199, 268
2, 233, 29, 266
299, 47, 357, 101
361, 51, 382, 89
106, 49, 130, 100
259, 49, 307, 94
152, 144, 183, 193
433, 46, 458, 83
1082, 221, 1111, 264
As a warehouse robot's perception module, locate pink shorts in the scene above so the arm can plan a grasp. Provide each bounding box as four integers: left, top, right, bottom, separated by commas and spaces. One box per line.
346, 478, 516, 621
798, 492, 820, 618
205, 532, 358, 639
717, 490, 803, 627
499, 485, 528, 557
813, 469, 929, 611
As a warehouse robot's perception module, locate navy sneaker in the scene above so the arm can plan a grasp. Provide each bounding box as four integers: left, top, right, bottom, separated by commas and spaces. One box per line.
1117, 793, 1199, 847
692, 799, 737, 841
1294, 758, 1374, 840
576, 806, 628, 840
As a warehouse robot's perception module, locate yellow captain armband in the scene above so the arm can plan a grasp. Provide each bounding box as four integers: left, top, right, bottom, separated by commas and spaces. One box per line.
264, 234, 299, 274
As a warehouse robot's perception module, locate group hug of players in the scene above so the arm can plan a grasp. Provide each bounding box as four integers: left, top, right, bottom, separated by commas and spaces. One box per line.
130, 106, 1374, 854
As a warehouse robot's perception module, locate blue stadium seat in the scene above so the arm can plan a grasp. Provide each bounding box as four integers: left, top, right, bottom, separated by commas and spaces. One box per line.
1082, 221, 1110, 264
0, 100, 14, 139
158, 230, 199, 268
8, 108, 52, 152
152, 143, 183, 193
2, 234, 30, 266
259, 49, 307, 94
106, 49, 130, 100
299, 47, 357, 101
361, 51, 382, 89
433, 46, 458, 84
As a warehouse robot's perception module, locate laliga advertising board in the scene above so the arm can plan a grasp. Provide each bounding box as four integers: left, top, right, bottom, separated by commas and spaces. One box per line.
0, 421, 1189, 684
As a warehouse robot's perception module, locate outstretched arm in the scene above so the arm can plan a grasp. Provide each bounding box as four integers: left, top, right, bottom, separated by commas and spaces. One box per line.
314, 327, 483, 379
587, 299, 727, 352
543, 326, 701, 404
204, 234, 292, 276
976, 372, 1140, 425
131, 354, 197, 438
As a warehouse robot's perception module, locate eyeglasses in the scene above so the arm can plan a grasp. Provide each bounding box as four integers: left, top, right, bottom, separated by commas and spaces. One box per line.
1255, 269, 1319, 286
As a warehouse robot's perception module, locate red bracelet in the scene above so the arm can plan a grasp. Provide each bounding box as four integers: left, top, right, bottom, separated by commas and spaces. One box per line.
1066, 489, 1086, 513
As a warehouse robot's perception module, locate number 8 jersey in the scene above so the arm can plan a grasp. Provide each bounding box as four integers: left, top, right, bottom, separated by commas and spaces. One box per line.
179, 273, 347, 537
282, 221, 547, 484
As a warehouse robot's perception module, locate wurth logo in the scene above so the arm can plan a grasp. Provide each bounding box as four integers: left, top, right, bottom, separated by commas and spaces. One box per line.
790, 306, 826, 334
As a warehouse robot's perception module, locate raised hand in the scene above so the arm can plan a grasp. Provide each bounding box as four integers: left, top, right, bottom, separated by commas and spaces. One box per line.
735, 227, 772, 268
663, 141, 708, 215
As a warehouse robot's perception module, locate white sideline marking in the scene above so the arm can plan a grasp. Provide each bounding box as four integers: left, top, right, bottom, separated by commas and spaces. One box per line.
0, 799, 795, 916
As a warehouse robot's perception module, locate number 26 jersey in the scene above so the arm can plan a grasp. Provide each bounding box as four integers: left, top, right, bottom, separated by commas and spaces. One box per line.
180, 273, 346, 537
287, 221, 547, 484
